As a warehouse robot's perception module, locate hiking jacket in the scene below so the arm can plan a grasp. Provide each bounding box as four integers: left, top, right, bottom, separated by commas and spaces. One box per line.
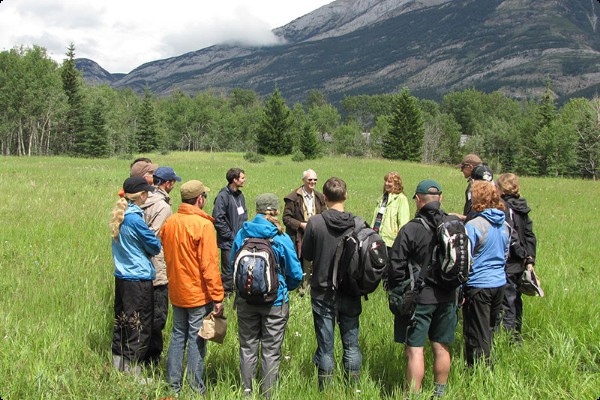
502, 195, 537, 275
230, 215, 303, 306
161, 203, 224, 308
466, 208, 510, 288
140, 187, 172, 286
302, 208, 356, 301
371, 192, 410, 248
212, 186, 248, 250
282, 186, 326, 257
388, 201, 456, 304
112, 203, 161, 281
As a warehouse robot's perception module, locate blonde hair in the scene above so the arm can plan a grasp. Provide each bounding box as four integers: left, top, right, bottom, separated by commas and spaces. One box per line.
471, 181, 505, 213
383, 172, 404, 195
110, 192, 143, 239
496, 173, 520, 197
261, 209, 284, 235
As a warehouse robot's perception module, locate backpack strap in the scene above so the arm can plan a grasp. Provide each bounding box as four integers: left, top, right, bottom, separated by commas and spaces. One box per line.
412, 217, 437, 289
331, 224, 355, 291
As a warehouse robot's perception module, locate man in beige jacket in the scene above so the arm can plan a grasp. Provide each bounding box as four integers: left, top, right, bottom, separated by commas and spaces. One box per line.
140, 166, 181, 363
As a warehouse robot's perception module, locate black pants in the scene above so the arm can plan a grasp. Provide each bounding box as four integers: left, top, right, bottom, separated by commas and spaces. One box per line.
501, 273, 523, 336
112, 278, 154, 363
147, 284, 169, 362
220, 248, 233, 293
463, 286, 504, 367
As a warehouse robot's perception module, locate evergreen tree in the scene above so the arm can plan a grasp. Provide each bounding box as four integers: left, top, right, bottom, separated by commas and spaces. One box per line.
298, 122, 320, 159
256, 88, 292, 155
84, 97, 110, 158
137, 88, 158, 153
383, 88, 424, 161
539, 79, 556, 129
61, 43, 87, 155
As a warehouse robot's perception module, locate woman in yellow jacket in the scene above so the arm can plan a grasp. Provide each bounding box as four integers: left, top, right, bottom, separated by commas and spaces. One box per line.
371, 172, 410, 288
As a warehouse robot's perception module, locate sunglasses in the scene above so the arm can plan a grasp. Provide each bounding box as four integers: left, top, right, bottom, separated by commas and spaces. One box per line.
201, 192, 207, 199
307, 178, 318, 182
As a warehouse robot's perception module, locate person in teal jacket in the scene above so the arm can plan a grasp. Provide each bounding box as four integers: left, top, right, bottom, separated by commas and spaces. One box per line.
372, 172, 410, 288
110, 176, 162, 377
231, 193, 303, 398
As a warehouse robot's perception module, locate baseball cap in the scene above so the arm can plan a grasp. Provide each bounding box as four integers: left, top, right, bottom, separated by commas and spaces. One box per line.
130, 161, 159, 177
180, 180, 210, 201
413, 179, 442, 199
154, 166, 182, 182
457, 154, 482, 168
123, 176, 155, 194
256, 193, 279, 212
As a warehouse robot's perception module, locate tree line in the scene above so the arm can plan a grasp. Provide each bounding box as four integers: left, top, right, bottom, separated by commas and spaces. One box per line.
1, 45, 598, 179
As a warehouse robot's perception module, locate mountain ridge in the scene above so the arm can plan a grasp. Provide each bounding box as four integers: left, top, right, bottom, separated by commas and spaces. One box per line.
76, 0, 600, 103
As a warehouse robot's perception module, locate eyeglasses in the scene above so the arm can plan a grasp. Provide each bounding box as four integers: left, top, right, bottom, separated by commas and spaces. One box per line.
201, 192, 207, 199
307, 178, 318, 182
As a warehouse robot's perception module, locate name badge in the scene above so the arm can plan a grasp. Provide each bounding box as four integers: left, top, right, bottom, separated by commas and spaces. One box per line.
379, 206, 386, 214
237, 206, 245, 215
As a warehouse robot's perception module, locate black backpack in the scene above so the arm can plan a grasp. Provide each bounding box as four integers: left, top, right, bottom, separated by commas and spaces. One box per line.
418, 217, 473, 289
333, 216, 388, 297
232, 237, 280, 305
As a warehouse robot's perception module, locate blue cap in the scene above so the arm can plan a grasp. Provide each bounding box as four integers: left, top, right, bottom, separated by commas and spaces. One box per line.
154, 166, 182, 182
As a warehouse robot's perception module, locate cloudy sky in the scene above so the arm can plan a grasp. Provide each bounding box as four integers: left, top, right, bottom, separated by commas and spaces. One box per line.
0, 0, 333, 73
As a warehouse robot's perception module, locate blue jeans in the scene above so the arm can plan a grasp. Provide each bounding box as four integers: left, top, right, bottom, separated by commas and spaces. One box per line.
167, 303, 213, 394
311, 295, 362, 373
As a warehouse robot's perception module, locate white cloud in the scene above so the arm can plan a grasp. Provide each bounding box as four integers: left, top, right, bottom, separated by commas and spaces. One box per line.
0, 0, 333, 73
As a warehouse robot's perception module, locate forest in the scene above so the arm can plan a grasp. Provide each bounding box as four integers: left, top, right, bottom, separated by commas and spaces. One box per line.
1, 45, 598, 179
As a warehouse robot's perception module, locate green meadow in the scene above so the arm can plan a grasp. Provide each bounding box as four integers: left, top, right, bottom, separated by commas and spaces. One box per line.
1, 152, 598, 399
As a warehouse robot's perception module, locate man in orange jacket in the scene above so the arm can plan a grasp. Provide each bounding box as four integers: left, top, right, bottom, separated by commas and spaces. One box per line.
161, 180, 224, 396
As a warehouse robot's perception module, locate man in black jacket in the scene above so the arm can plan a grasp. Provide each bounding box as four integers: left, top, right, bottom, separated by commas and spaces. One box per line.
212, 167, 248, 296
302, 177, 362, 391
388, 180, 458, 398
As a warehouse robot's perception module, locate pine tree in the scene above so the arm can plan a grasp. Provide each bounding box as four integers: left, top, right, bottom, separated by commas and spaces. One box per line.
137, 88, 158, 153
299, 122, 320, 159
84, 97, 110, 158
61, 43, 87, 156
256, 88, 292, 155
382, 88, 424, 161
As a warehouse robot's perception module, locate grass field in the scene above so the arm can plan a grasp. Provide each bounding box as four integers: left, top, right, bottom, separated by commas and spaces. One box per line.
0, 152, 598, 399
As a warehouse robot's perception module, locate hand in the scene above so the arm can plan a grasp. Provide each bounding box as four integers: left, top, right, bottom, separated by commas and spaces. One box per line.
525, 263, 534, 272
212, 302, 224, 317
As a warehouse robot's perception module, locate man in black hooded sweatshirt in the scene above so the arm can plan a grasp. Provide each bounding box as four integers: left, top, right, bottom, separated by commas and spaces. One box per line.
388, 179, 459, 398
302, 177, 362, 391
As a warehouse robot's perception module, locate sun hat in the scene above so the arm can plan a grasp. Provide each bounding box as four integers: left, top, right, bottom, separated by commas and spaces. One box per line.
130, 161, 159, 177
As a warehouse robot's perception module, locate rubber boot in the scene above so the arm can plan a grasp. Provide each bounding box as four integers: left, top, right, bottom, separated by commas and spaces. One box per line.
112, 354, 124, 372
317, 368, 333, 391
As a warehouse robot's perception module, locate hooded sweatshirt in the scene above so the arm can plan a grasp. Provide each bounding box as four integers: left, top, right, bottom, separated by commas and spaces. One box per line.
466, 208, 510, 288
302, 208, 355, 301
230, 215, 303, 306
140, 187, 172, 285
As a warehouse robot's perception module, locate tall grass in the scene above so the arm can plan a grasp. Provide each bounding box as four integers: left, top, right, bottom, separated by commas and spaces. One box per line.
0, 153, 598, 399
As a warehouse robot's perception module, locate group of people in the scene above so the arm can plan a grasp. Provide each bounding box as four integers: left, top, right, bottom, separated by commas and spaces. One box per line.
108, 154, 537, 398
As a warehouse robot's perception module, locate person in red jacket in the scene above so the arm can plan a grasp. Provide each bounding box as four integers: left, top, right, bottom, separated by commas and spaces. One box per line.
160, 180, 224, 396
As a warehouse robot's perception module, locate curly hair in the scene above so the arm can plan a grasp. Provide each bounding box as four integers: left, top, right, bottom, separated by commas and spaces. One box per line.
496, 173, 520, 198
471, 181, 505, 212
383, 172, 404, 195
110, 192, 144, 239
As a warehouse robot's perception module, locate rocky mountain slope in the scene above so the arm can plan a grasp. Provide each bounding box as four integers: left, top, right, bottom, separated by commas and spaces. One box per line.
77, 0, 600, 103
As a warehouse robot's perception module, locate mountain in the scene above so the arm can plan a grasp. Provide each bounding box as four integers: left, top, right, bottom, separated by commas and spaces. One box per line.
77, 0, 600, 104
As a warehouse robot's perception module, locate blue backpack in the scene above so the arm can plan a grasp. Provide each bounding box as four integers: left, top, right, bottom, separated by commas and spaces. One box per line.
233, 237, 280, 304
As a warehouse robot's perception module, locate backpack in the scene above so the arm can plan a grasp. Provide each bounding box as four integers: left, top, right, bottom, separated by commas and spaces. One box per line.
418, 217, 473, 289
232, 237, 280, 305
333, 216, 388, 297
